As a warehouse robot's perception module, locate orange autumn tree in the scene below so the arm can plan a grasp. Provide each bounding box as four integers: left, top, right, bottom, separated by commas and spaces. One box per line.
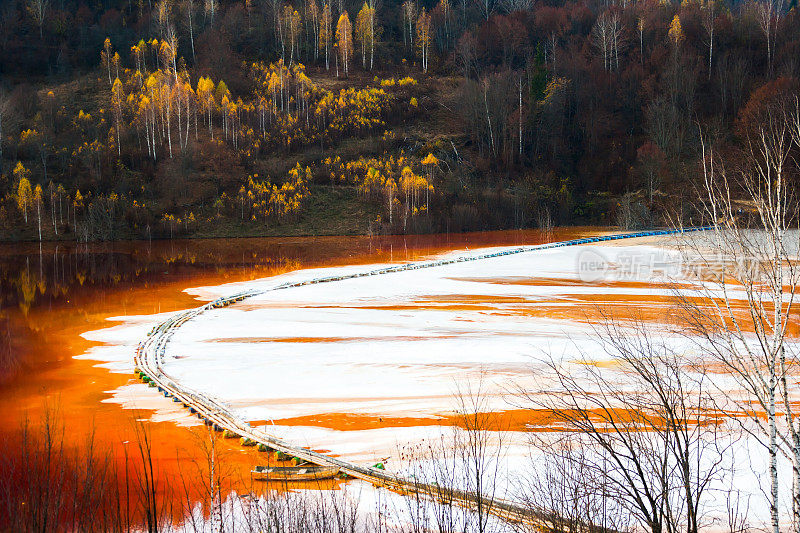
335, 12, 353, 76
308, 0, 320, 62
131, 39, 146, 72
101, 38, 114, 86
736, 77, 800, 140
341, 155, 430, 227
416, 8, 432, 73
283, 5, 302, 65
668, 14, 684, 47
197, 76, 216, 138
216, 80, 231, 139
14, 162, 32, 223
421, 152, 438, 207
400, 165, 431, 223
319, 3, 332, 70
355, 2, 376, 70
93, 32, 415, 173
111, 78, 125, 156
272, 163, 311, 220
241, 163, 311, 222
33, 183, 43, 240
359, 164, 398, 224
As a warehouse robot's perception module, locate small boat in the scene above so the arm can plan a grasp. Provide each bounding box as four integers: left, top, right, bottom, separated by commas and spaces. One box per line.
251, 465, 340, 482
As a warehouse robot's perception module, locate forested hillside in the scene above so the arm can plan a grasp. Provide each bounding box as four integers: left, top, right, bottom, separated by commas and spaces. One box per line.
0, 0, 797, 240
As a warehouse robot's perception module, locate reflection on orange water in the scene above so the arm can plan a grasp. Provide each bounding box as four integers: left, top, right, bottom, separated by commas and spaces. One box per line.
0, 228, 604, 524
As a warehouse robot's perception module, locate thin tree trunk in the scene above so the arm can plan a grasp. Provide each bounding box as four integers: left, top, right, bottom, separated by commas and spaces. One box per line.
518, 77, 523, 159
770, 383, 779, 533
708, 29, 713, 81
189, 2, 196, 63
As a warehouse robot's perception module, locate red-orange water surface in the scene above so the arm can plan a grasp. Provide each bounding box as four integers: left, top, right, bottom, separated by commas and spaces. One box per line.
0, 228, 607, 526
259, 407, 727, 433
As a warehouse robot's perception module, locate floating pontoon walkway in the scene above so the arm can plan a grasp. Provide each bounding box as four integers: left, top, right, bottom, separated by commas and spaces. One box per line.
134, 227, 709, 525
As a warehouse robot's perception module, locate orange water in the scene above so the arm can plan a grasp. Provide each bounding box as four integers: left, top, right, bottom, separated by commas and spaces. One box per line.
0, 229, 605, 523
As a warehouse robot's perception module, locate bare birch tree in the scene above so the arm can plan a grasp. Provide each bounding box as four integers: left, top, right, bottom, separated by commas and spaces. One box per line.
675, 96, 800, 533
592, 11, 623, 72
754, 0, 785, 76
701, 0, 716, 81
186, 0, 196, 63
637, 15, 645, 67
27, 0, 49, 39
402, 0, 416, 54
204, 0, 216, 27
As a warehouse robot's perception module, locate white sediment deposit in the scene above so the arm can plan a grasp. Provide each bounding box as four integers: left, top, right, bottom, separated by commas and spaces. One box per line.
83, 234, 795, 529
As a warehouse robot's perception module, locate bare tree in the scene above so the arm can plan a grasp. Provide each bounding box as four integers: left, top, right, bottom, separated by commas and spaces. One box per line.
592, 11, 623, 72
204, 0, 216, 27
520, 316, 728, 533
637, 15, 645, 67
592, 12, 612, 72
517, 73, 524, 159
501, 0, 532, 13
186, 0, 196, 64
454, 378, 504, 533
536, 205, 553, 240
474, 0, 497, 21
401, 376, 505, 533
403, 435, 465, 533
130, 413, 166, 533
701, 0, 717, 80
194, 427, 229, 532
0, 90, 9, 176
27, 0, 50, 39
515, 436, 633, 533
716, 54, 749, 117
675, 97, 800, 533
0, 404, 131, 532
402, 0, 416, 53
646, 96, 688, 159
456, 31, 476, 80
754, 0, 785, 76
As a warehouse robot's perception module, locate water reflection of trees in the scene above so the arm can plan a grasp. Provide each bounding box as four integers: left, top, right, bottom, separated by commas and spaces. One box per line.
0, 240, 308, 380
0, 230, 559, 381
0, 316, 13, 378
0, 243, 308, 314
0, 232, 523, 313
